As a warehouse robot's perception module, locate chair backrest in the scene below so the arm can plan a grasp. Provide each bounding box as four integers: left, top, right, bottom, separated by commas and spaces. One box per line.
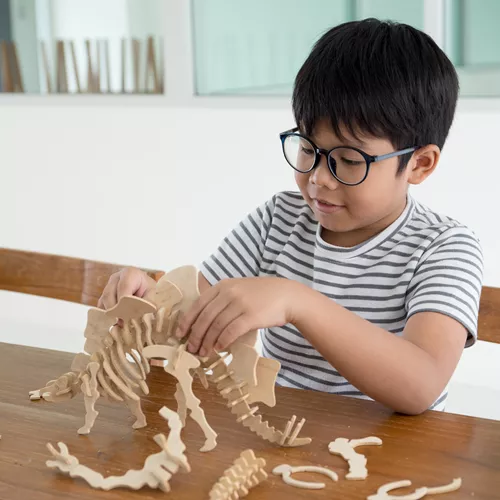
0, 248, 164, 307
478, 286, 500, 344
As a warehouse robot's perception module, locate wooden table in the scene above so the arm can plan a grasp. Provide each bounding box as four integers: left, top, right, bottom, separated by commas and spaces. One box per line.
0, 343, 499, 499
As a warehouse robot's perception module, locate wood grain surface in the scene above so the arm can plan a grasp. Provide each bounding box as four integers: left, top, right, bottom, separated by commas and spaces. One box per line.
0, 343, 498, 499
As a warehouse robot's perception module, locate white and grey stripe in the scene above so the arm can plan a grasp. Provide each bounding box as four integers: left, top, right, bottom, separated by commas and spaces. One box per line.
200, 191, 483, 412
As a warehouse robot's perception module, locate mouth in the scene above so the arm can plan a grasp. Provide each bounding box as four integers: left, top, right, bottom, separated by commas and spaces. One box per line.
312, 198, 345, 214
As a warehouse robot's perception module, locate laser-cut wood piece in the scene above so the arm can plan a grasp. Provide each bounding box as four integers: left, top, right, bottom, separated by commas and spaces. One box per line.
228, 342, 259, 387
328, 436, 382, 480
272, 464, 338, 489
143, 344, 218, 452
46, 406, 189, 492
201, 352, 311, 447
209, 449, 267, 500
367, 478, 462, 500
425, 478, 462, 495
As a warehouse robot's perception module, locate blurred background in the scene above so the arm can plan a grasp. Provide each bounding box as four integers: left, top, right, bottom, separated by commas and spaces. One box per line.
0, 0, 498, 419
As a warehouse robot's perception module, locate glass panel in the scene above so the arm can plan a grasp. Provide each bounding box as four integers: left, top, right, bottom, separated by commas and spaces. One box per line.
0, 0, 165, 94
192, 0, 425, 96
355, 0, 424, 30
191, 0, 351, 96
445, 0, 500, 97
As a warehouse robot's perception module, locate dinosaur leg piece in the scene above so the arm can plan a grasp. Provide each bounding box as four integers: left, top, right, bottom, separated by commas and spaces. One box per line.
78, 363, 100, 435
169, 358, 217, 452
125, 397, 147, 429
174, 382, 187, 427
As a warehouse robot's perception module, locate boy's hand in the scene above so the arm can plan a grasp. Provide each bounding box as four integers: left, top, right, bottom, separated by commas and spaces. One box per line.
175, 277, 301, 356
98, 267, 156, 310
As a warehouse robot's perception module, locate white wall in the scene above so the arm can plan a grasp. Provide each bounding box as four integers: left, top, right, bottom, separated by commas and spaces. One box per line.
0, 102, 499, 419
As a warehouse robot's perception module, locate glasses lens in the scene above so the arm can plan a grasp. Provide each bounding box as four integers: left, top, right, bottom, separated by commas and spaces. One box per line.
283, 135, 315, 172
329, 148, 367, 185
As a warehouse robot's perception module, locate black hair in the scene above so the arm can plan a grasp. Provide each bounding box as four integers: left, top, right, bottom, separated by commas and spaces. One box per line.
292, 18, 459, 171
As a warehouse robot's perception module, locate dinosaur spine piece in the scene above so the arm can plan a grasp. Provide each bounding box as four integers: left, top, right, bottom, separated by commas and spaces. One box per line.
201, 354, 311, 447
209, 449, 267, 500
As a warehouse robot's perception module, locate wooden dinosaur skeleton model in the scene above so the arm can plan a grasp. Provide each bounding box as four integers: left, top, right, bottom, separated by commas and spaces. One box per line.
29, 265, 311, 451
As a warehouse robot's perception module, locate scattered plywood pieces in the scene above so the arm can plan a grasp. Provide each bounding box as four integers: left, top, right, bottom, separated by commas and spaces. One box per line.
209, 449, 267, 500
272, 464, 338, 489
46, 406, 189, 493
328, 436, 382, 480
367, 478, 462, 500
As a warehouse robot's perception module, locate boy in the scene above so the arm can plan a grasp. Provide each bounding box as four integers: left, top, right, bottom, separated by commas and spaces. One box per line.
99, 19, 483, 415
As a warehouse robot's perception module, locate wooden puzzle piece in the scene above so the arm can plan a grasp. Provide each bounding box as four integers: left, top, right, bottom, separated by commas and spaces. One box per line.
105, 296, 156, 323
78, 362, 100, 435
228, 342, 259, 387
368, 481, 427, 500
272, 464, 338, 489
143, 344, 218, 452
246, 356, 281, 407
201, 353, 311, 447
328, 436, 382, 480
84, 308, 116, 352
209, 449, 267, 500
425, 478, 462, 495
162, 265, 200, 314
46, 406, 189, 493
367, 478, 461, 500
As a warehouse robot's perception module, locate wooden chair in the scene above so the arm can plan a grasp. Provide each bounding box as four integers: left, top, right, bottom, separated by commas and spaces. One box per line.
478, 286, 500, 344
0, 247, 164, 307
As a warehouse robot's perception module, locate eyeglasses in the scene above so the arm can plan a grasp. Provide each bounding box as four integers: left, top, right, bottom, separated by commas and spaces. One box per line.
279, 127, 418, 186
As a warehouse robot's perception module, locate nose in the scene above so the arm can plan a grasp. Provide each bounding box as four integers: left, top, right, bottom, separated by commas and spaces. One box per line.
309, 153, 339, 189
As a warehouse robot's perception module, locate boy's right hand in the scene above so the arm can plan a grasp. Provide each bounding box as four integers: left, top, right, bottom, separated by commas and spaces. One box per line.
97, 267, 156, 310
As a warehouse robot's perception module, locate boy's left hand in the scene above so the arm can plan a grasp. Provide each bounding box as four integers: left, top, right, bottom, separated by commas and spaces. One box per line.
175, 277, 301, 357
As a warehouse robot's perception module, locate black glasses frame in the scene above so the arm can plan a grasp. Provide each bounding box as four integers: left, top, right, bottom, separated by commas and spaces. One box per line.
279, 127, 419, 186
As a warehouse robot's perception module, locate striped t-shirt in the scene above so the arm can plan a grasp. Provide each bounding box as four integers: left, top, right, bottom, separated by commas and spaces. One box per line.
200, 191, 484, 410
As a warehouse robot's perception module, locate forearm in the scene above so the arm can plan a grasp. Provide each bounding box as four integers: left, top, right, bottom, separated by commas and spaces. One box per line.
290, 283, 444, 414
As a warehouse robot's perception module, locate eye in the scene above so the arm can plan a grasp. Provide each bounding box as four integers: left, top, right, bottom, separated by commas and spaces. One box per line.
340, 157, 363, 166
301, 146, 315, 156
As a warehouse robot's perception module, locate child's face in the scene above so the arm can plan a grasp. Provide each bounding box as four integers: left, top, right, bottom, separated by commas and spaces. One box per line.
294, 120, 417, 247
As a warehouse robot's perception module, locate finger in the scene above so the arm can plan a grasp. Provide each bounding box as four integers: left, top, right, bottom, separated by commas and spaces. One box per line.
175, 286, 220, 339
198, 303, 243, 357
215, 316, 250, 352
186, 294, 230, 354
142, 287, 156, 306
117, 272, 141, 301
99, 274, 119, 310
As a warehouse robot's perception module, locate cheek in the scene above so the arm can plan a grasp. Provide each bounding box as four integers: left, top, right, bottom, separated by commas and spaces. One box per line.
347, 170, 404, 213
294, 172, 309, 194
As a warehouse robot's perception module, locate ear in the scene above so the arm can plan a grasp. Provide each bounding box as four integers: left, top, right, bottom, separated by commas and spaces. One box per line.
407, 145, 440, 185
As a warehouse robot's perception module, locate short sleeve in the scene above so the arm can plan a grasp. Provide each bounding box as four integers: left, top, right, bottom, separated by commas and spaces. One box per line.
200, 196, 275, 285
405, 227, 484, 347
